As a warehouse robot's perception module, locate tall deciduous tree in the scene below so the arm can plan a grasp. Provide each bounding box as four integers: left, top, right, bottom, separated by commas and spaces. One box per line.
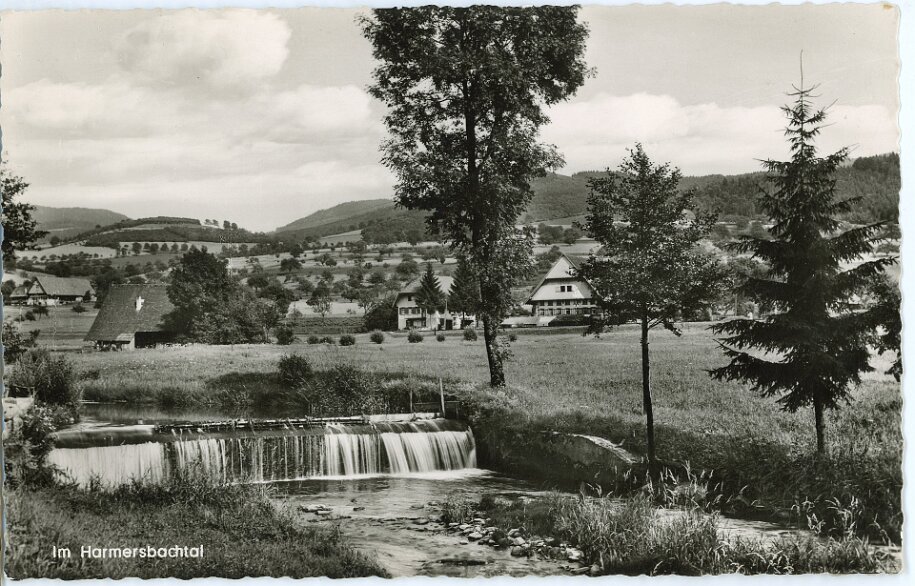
710, 83, 893, 454
1, 167, 46, 265
578, 144, 725, 468
362, 6, 589, 386
166, 248, 236, 337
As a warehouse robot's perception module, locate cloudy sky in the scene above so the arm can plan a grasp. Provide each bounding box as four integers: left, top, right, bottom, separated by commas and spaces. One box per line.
0, 4, 899, 231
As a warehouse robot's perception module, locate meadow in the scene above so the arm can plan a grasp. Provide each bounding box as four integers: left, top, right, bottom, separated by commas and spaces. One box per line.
66, 325, 903, 542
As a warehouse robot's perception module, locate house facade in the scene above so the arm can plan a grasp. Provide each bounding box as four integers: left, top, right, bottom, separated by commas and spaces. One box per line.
26, 276, 94, 306
85, 284, 177, 350
526, 254, 596, 320
394, 275, 475, 331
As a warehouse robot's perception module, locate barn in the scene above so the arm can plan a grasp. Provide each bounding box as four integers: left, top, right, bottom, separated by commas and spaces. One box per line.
26, 275, 94, 305
85, 284, 177, 350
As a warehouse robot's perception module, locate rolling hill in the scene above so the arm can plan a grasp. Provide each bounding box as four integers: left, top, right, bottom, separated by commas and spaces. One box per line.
33, 205, 131, 242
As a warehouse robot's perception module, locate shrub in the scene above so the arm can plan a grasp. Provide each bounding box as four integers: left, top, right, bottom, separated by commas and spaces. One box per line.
508, 333, 518, 342
2, 322, 39, 363
71, 303, 87, 313
306, 335, 321, 345
339, 334, 356, 346
278, 354, 313, 388
275, 325, 296, 345
3, 404, 58, 488
436, 333, 446, 342
9, 349, 80, 406
24, 311, 36, 322
369, 331, 385, 344
320, 336, 336, 345
407, 330, 424, 343
463, 327, 478, 341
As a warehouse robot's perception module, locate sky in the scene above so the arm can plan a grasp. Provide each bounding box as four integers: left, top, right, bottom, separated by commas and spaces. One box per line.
0, 4, 900, 232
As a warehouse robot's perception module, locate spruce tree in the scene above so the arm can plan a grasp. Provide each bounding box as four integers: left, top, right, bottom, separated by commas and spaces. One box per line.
414, 263, 445, 322
447, 256, 479, 321
710, 83, 893, 454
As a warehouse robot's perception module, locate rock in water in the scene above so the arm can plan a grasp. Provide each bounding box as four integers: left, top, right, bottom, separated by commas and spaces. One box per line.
468, 532, 483, 541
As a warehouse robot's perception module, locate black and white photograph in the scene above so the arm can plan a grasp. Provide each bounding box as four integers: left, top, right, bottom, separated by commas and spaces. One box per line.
0, 0, 909, 580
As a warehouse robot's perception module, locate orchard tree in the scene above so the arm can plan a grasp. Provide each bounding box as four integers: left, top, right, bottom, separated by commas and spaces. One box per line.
307, 280, 332, 319
362, 5, 590, 385
711, 83, 893, 454
1, 167, 46, 264
578, 144, 726, 468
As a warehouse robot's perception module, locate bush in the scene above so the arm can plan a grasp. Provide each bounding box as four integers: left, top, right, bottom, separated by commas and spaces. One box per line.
274, 325, 296, 345
71, 303, 87, 314
339, 334, 356, 346
369, 331, 385, 344
24, 311, 36, 322
508, 333, 518, 342
463, 327, 478, 341
2, 322, 40, 363
278, 354, 313, 388
407, 330, 424, 343
320, 336, 336, 345
3, 404, 58, 488
9, 349, 80, 406
306, 335, 321, 345
436, 333, 446, 342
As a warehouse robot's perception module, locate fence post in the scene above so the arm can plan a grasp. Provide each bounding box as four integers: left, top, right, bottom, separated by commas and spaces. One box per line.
409, 388, 414, 414
439, 378, 445, 418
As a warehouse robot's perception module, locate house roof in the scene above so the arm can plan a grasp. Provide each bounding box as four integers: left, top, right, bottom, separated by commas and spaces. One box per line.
85, 284, 175, 342
10, 286, 29, 299
526, 253, 587, 303
29, 275, 94, 298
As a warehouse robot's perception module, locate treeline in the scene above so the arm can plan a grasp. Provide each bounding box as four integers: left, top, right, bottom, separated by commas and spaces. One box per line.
84, 225, 273, 249
360, 209, 434, 245
71, 216, 201, 242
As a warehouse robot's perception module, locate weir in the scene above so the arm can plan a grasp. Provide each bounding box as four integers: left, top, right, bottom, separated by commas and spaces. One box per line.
48, 419, 477, 486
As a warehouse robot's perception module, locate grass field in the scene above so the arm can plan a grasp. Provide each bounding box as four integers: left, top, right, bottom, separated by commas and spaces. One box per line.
4, 477, 385, 579
61, 325, 902, 541
4, 305, 98, 349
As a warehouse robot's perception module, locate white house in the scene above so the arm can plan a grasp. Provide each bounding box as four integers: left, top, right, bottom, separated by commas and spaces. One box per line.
394, 275, 475, 331
526, 254, 596, 320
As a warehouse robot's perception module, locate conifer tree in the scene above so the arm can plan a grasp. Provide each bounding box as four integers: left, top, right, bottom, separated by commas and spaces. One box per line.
448, 256, 479, 322
711, 83, 893, 454
414, 263, 445, 322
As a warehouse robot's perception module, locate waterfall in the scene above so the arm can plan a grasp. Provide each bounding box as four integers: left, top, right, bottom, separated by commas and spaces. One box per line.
48, 419, 477, 486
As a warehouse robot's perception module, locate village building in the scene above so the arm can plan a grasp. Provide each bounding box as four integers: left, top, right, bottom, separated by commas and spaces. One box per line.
85, 284, 177, 350
25, 275, 94, 305
525, 253, 596, 322
8, 285, 30, 305
394, 276, 475, 331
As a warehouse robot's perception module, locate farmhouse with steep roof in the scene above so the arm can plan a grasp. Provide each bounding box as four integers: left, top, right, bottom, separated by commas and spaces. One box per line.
85, 284, 177, 350
26, 275, 94, 306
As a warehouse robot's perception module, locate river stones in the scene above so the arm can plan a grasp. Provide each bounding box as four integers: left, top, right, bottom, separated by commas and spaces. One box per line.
512, 536, 527, 547
413, 518, 430, 525
299, 504, 332, 513
566, 548, 583, 562
589, 564, 602, 576
510, 546, 527, 557
353, 506, 366, 511
570, 566, 590, 575
467, 531, 483, 541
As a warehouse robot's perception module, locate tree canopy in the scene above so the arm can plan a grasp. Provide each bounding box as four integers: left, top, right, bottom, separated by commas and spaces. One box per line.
1, 167, 46, 264
362, 5, 589, 385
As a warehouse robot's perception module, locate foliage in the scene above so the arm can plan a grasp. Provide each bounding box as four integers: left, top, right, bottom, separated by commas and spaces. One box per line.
364, 296, 398, 331
2, 321, 40, 362
3, 404, 59, 488
414, 263, 445, 315
463, 327, 478, 342
866, 275, 901, 381
71, 302, 87, 313
407, 330, 424, 343
165, 248, 237, 339
370, 331, 385, 344
307, 280, 332, 318
711, 84, 892, 454
278, 354, 313, 388
362, 5, 589, 387
436, 332, 446, 342
274, 325, 297, 345
339, 334, 356, 346
9, 349, 80, 406
1, 166, 47, 264
448, 256, 479, 317
578, 144, 726, 465
320, 336, 336, 345
306, 335, 321, 345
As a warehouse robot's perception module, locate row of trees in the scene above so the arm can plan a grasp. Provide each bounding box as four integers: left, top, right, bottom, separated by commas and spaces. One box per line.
360, 6, 899, 460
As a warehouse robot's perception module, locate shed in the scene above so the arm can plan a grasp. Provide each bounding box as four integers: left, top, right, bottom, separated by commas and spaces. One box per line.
85, 284, 177, 350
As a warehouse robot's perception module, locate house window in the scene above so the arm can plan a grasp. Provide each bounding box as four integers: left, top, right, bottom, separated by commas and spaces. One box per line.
407, 295, 413, 302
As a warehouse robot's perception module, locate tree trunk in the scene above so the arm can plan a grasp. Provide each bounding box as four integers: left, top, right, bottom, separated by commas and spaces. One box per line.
482, 314, 505, 387
814, 395, 826, 455
641, 312, 656, 471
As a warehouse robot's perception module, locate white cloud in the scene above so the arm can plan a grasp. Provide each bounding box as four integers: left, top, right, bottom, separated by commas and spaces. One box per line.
543, 93, 898, 175
116, 10, 291, 91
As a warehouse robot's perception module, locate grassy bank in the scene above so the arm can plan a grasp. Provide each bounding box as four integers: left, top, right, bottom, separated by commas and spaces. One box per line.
66, 325, 902, 541
439, 492, 894, 575
4, 476, 387, 579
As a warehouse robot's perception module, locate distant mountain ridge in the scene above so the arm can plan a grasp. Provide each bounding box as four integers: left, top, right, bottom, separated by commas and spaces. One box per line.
32, 205, 131, 242
279, 153, 899, 241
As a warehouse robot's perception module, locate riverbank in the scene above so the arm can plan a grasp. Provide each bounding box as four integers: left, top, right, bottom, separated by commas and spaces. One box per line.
4, 477, 387, 579
64, 326, 902, 542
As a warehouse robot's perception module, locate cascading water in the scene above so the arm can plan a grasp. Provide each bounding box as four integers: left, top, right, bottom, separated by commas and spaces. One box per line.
48, 419, 477, 486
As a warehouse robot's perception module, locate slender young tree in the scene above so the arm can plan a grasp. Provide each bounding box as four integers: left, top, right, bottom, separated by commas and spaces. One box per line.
711, 83, 893, 454
578, 144, 726, 468
362, 6, 589, 386
1, 167, 46, 264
